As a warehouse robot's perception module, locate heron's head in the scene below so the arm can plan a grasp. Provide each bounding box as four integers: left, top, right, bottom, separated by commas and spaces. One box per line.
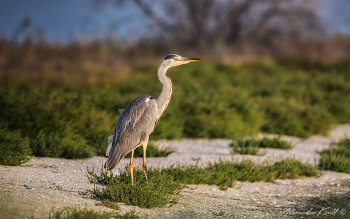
162, 54, 201, 68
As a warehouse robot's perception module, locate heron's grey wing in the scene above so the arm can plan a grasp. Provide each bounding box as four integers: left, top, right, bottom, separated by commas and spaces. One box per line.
104, 95, 158, 171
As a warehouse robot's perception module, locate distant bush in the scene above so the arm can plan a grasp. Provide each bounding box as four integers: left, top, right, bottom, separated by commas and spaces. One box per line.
31, 131, 94, 159
0, 85, 113, 159
0, 125, 31, 166
1, 60, 350, 159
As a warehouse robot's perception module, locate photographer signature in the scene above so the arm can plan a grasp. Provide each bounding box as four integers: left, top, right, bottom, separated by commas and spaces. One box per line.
279, 207, 346, 217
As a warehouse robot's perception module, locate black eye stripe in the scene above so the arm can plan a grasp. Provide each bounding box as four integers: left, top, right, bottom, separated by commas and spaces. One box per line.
164, 54, 178, 60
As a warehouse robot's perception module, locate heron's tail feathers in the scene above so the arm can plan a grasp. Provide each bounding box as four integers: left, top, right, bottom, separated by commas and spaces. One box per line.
104, 160, 113, 171
104, 153, 123, 171
105, 135, 114, 157
104, 138, 126, 171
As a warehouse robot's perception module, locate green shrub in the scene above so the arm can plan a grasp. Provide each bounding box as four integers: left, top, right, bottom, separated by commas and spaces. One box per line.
31, 130, 94, 159
50, 208, 111, 219
0, 85, 115, 158
230, 138, 261, 155
0, 125, 31, 166
161, 158, 320, 185
2, 59, 350, 159
84, 166, 184, 209
82, 158, 320, 208
230, 137, 292, 155
256, 137, 292, 149
266, 159, 320, 179
49, 207, 142, 219
320, 139, 350, 173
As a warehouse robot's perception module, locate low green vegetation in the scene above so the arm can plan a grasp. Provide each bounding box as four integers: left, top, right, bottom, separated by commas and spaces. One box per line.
255, 137, 292, 149
161, 158, 320, 186
83, 166, 184, 209
0, 125, 31, 166
49, 207, 142, 219
230, 138, 260, 155
230, 137, 292, 155
1, 59, 350, 160
320, 138, 350, 173
0, 84, 174, 164
0, 85, 109, 160
125, 143, 175, 158
82, 158, 320, 208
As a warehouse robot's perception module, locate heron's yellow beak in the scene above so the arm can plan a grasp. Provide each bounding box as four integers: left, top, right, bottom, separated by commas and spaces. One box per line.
180, 57, 201, 63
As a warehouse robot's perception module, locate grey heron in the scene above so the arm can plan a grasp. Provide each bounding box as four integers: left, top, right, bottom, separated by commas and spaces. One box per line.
104, 54, 201, 186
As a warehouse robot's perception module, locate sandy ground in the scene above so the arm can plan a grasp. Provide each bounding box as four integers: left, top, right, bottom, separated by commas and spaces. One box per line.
1, 125, 350, 219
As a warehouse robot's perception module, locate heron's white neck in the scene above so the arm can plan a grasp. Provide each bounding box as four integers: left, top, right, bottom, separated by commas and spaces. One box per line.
156, 63, 172, 119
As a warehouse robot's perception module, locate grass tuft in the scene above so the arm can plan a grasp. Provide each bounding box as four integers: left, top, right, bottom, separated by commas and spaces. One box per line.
320, 138, 350, 173
230, 137, 292, 155
82, 158, 320, 208
162, 158, 320, 185
230, 138, 261, 155
83, 166, 184, 209
49, 207, 143, 219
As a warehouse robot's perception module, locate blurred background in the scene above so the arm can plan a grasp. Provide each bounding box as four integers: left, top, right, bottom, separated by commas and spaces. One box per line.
1, 0, 350, 57
1, 0, 350, 161
1, 0, 350, 60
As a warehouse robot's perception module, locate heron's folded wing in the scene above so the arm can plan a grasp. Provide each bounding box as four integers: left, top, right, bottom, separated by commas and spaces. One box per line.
105, 95, 158, 170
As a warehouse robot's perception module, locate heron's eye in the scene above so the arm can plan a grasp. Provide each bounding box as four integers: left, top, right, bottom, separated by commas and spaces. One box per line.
173, 57, 179, 61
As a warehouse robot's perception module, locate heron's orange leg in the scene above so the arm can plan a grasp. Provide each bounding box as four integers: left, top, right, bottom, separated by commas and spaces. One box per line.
130, 149, 134, 186
142, 141, 148, 182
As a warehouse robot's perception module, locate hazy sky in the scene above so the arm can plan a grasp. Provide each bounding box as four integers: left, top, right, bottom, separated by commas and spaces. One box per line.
0, 0, 349, 42
319, 0, 350, 33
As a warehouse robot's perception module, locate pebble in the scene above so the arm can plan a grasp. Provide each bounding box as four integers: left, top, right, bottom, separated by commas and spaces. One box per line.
24, 184, 32, 189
